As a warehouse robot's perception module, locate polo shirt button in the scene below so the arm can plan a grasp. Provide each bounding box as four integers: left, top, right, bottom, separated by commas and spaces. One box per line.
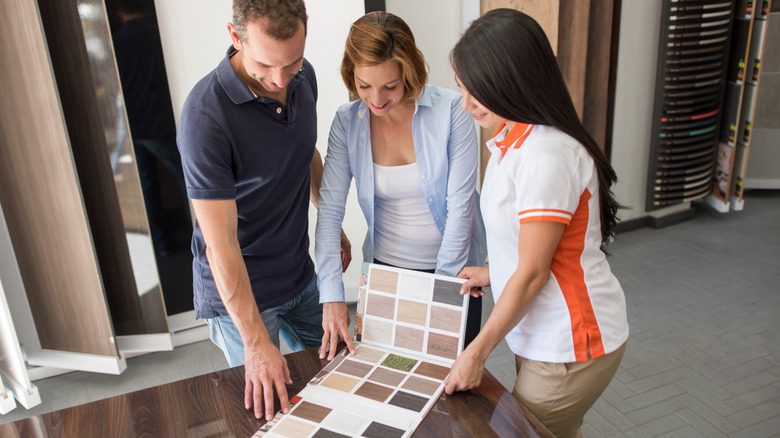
421, 175, 426, 179
276, 107, 282, 114
428, 198, 433, 202
435, 217, 440, 221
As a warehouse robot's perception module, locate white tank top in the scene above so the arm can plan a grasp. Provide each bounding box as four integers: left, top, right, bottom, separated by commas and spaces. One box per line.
373, 162, 442, 270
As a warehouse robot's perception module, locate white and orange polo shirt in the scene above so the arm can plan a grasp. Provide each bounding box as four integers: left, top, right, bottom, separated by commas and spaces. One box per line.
481, 123, 629, 363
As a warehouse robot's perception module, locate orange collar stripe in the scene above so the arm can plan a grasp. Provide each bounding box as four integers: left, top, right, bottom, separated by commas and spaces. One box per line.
492, 123, 535, 159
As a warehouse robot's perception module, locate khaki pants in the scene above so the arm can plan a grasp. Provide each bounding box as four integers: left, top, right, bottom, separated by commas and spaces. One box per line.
513, 342, 627, 438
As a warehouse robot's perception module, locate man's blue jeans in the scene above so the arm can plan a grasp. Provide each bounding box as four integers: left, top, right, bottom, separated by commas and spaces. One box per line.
205, 275, 323, 367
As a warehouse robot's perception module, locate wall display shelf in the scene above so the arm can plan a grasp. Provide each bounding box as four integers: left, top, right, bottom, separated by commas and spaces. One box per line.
647, 0, 735, 211
707, 0, 772, 211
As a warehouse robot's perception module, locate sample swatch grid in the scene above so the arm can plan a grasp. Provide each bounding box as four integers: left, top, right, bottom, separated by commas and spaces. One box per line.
254, 264, 469, 438
355, 264, 469, 361
254, 344, 450, 438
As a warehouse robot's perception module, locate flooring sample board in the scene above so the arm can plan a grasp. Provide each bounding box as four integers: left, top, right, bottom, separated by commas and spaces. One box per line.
0, 0, 119, 359
36, 0, 171, 342
254, 264, 469, 438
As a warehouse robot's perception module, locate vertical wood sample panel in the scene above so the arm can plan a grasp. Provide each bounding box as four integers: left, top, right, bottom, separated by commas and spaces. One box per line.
583, 0, 620, 154
481, 0, 560, 52
36, 0, 169, 336
0, 0, 118, 356
558, 0, 591, 118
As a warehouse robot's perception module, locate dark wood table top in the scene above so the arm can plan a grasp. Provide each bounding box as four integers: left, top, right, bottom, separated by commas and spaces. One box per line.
1, 347, 553, 437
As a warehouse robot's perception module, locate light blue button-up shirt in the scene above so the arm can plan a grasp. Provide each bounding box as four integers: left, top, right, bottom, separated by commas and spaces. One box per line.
315, 85, 486, 302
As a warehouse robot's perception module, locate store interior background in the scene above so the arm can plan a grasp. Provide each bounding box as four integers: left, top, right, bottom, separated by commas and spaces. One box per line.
0, 0, 778, 436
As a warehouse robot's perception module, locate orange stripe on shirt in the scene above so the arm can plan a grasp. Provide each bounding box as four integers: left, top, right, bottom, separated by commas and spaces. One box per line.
519, 215, 570, 225
518, 209, 572, 225
549, 189, 605, 362
518, 208, 573, 216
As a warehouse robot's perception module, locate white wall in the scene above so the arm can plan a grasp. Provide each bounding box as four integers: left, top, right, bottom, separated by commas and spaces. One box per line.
155, 0, 366, 301
611, 0, 692, 221
386, 0, 464, 91
304, 1, 365, 301
154, 0, 233, 123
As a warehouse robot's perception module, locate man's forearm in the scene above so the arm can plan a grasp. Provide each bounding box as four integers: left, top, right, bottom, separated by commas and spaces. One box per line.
206, 242, 273, 351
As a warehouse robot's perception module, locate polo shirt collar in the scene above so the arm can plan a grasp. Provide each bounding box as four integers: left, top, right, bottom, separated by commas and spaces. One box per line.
218, 46, 305, 105
491, 122, 535, 159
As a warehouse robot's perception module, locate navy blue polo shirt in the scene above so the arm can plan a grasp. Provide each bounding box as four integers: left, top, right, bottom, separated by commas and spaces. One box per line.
178, 47, 317, 319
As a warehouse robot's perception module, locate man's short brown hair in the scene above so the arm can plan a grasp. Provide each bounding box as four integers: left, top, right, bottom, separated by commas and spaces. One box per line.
233, 0, 307, 40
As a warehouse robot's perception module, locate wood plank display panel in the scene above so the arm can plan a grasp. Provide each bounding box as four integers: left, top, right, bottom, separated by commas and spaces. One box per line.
480, 0, 560, 51
581, 0, 620, 158
557, 0, 591, 118
0, 0, 118, 357
645, 0, 734, 211
35, 0, 170, 339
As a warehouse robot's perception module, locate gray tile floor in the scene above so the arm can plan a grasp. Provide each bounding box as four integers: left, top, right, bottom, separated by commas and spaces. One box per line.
2, 190, 779, 437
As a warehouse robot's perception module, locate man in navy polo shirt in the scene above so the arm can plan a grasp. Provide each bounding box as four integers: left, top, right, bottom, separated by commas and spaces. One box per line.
178, 0, 350, 422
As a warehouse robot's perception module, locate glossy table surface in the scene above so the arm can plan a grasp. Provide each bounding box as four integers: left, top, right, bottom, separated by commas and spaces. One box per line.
1, 347, 553, 437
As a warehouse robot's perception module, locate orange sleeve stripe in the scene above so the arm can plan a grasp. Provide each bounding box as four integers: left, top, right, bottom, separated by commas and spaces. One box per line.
519, 208, 573, 215
519, 215, 570, 225
518, 209, 573, 225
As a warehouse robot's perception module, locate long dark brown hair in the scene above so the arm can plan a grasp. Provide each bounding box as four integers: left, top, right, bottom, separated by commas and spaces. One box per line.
451, 8, 621, 244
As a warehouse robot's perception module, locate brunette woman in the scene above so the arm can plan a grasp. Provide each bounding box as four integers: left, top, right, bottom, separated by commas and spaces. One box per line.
444, 9, 629, 438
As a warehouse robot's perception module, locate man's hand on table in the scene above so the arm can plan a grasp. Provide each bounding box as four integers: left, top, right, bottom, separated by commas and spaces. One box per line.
244, 344, 292, 421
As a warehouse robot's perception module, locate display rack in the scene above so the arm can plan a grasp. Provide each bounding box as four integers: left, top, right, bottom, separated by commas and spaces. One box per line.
646, 0, 735, 211
706, 0, 771, 211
